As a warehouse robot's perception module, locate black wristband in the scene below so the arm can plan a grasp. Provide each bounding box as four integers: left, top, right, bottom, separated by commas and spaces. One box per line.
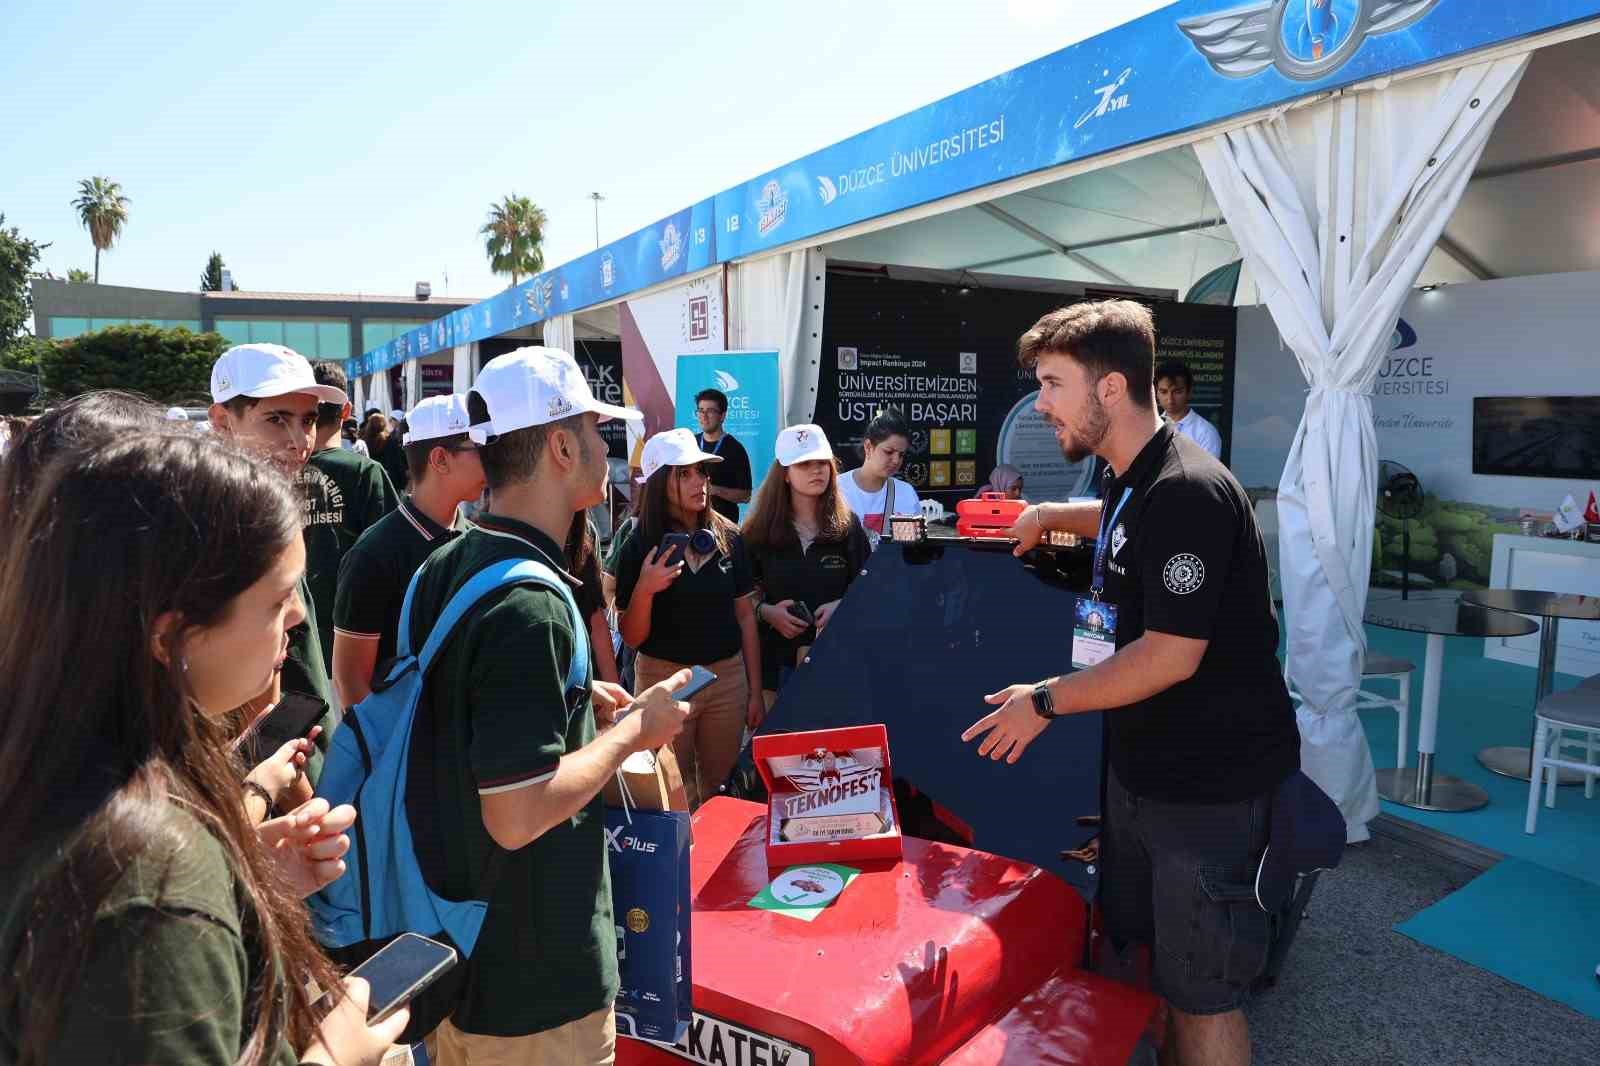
1031, 682, 1059, 720
242, 780, 275, 816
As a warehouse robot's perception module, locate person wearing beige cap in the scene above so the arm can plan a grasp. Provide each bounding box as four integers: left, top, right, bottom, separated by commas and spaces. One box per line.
614, 427, 764, 807
208, 342, 346, 786
403, 347, 694, 1066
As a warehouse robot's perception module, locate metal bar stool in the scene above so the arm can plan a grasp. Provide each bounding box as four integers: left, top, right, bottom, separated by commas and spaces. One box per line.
1526, 688, 1600, 834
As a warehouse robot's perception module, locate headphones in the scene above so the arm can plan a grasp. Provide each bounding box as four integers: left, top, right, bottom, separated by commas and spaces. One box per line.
690, 528, 717, 556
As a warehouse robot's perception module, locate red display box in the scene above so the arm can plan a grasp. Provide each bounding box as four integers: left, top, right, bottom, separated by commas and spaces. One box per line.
955, 491, 1027, 539
752, 725, 903, 868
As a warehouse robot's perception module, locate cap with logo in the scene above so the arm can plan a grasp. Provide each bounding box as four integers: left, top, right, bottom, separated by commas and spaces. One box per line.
775, 423, 834, 467
637, 427, 723, 484
468, 345, 640, 445
210, 344, 347, 406
404, 394, 474, 445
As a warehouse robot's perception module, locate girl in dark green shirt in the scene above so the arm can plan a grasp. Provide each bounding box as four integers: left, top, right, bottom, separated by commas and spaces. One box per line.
0, 430, 403, 1066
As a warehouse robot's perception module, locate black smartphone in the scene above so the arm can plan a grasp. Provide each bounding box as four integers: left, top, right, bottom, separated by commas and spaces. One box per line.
660, 532, 692, 565
347, 933, 458, 1024
239, 691, 327, 765
786, 601, 814, 627
673, 664, 718, 702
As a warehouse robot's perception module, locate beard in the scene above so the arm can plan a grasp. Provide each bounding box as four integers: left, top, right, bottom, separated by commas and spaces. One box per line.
1057, 394, 1110, 463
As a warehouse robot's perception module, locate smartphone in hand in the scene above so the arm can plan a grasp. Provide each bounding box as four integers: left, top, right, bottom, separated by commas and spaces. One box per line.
346, 933, 458, 1024
672, 665, 718, 702
660, 532, 692, 566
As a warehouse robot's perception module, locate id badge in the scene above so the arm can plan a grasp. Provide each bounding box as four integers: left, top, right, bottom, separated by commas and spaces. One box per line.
1071, 599, 1118, 670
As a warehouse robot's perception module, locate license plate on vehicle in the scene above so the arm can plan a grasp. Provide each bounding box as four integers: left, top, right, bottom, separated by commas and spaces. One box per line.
651, 1011, 813, 1066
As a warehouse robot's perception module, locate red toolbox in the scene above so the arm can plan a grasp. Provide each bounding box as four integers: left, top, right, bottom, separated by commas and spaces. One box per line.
955, 492, 1027, 539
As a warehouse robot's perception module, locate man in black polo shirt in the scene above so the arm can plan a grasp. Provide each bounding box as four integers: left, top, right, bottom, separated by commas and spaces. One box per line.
693, 387, 752, 523
962, 300, 1298, 1066
331, 393, 484, 708
302, 362, 400, 673
409, 346, 694, 1065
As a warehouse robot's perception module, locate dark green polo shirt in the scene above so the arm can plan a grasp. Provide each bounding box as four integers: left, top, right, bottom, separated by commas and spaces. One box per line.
0, 805, 298, 1065
747, 515, 870, 689
283, 572, 340, 786
406, 514, 614, 1036
300, 447, 400, 673
334, 497, 461, 676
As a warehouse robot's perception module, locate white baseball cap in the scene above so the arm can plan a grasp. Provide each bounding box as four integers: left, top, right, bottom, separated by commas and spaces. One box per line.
776, 423, 834, 466
637, 427, 723, 483
469, 345, 640, 445
164, 406, 188, 422
210, 344, 346, 406
404, 394, 473, 445
390, 409, 405, 421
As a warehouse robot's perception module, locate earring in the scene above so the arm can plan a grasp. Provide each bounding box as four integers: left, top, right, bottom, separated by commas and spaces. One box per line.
180, 657, 190, 673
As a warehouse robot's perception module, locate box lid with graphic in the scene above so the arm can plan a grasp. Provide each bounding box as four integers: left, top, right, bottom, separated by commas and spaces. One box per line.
753, 725, 903, 868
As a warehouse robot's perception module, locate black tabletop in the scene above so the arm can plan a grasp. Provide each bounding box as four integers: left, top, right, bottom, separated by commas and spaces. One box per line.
1461, 588, 1600, 621
1364, 595, 1539, 638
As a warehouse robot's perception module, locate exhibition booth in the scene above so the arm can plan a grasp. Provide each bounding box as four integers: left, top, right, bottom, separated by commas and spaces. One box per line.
344, 2, 1600, 1046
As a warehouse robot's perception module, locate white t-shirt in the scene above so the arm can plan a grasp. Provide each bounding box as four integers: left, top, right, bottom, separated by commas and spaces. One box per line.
839, 469, 921, 539
1173, 409, 1223, 459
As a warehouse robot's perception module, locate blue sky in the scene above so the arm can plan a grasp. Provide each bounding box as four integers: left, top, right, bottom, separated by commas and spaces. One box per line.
7, 0, 1168, 299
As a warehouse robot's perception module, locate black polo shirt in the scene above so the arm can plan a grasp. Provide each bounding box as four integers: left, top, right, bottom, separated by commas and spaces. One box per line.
613, 525, 754, 665
698, 432, 752, 524
1094, 424, 1298, 804
333, 497, 461, 672
748, 516, 871, 689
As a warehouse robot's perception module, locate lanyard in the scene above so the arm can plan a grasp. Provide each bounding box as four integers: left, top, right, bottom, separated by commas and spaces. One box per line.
1091, 487, 1133, 602
698, 433, 727, 457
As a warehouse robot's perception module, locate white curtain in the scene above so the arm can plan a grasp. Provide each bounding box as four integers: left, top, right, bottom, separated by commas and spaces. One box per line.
1195, 56, 1529, 841
543, 313, 575, 356
352, 375, 366, 417
367, 371, 393, 416
452, 343, 473, 391
403, 360, 422, 411
728, 248, 827, 427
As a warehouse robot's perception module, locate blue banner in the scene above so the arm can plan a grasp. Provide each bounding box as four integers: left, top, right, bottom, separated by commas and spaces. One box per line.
355, 0, 1600, 374
675, 351, 781, 515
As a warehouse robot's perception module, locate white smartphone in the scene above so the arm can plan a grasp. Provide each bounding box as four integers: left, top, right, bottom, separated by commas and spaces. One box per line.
347, 933, 458, 1024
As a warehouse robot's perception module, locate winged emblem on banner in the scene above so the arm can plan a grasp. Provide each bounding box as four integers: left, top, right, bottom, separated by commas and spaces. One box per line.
1178, 0, 1439, 82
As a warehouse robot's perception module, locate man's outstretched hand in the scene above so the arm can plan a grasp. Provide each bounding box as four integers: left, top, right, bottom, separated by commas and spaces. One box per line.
961, 683, 1050, 764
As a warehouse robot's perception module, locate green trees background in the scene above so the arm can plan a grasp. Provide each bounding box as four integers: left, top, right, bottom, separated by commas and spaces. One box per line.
1372, 493, 1518, 590
1, 324, 223, 407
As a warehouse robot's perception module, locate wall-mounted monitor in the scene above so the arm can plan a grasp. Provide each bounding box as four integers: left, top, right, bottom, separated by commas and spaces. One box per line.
1472, 396, 1600, 479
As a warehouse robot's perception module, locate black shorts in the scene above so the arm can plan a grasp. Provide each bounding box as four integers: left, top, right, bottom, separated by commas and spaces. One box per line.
1100, 768, 1273, 1015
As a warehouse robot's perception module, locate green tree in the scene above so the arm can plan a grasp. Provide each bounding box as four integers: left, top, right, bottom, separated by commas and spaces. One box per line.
199, 251, 232, 291
28, 324, 223, 404
72, 176, 131, 283
0, 214, 48, 362
480, 195, 547, 286
66, 268, 92, 284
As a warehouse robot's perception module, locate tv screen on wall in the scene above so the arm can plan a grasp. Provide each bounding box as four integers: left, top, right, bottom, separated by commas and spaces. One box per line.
1472, 396, 1600, 479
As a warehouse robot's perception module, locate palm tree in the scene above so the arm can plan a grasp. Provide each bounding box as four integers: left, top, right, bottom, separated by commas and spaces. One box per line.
480, 195, 547, 286
71, 177, 130, 284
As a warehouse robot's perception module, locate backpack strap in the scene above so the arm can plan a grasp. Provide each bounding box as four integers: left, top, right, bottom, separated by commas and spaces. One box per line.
396, 556, 589, 689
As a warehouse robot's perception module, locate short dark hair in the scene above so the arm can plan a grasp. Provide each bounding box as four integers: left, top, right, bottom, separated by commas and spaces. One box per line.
467, 389, 588, 493
221, 395, 258, 418
403, 433, 470, 483
694, 389, 728, 414
1154, 359, 1193, 391
864, 407, 910, 449
1017, 299, 1156, 410
312, 362, 349, 429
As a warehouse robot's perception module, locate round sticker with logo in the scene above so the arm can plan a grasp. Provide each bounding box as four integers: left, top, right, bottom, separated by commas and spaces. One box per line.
771, 865, 847, 907
626, 907, 650, 934
1163, 553, 1206, 596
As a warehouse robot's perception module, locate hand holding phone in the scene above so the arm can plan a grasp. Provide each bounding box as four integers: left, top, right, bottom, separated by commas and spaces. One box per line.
672, 664, 718, 702
345, 933, 458, 1025
303, 976, 412, 1066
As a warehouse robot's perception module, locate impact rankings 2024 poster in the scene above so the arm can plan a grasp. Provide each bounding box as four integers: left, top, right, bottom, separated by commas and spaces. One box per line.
815, 274, 1237, 504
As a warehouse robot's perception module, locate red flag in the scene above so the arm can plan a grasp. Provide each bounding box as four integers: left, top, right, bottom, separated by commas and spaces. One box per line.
1586, 491, 1599, 524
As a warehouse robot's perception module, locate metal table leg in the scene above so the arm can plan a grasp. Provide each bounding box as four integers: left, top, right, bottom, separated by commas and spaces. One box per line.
1479, 616, 1584, 784
1378, 633, 1488, 812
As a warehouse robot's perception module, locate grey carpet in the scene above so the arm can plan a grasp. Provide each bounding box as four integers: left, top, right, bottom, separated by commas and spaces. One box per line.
1245, 838, 1599, 1065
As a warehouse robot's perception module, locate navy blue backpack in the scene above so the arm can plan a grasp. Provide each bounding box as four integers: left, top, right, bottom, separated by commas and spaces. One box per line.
309, 556, 588, 1039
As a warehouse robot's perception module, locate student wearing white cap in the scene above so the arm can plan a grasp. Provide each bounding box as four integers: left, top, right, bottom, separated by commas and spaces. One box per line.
741, 424, 870, 707
615, 426, 763, 806
331, 393, 484, 707
403, 347, 693, 1065
208, 342, 346, 785
301, 362, 400, 676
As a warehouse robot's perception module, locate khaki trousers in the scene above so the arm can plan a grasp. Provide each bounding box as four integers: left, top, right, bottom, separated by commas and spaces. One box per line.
424, 1005, 616, 1066
635, 651, 747, 808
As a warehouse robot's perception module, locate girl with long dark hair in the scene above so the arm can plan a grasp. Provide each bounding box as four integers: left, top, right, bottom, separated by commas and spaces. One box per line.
613, 429, 761, 805
0, 435, 406, 1065
742, 424, 870, 708
839, 407, 922, 547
